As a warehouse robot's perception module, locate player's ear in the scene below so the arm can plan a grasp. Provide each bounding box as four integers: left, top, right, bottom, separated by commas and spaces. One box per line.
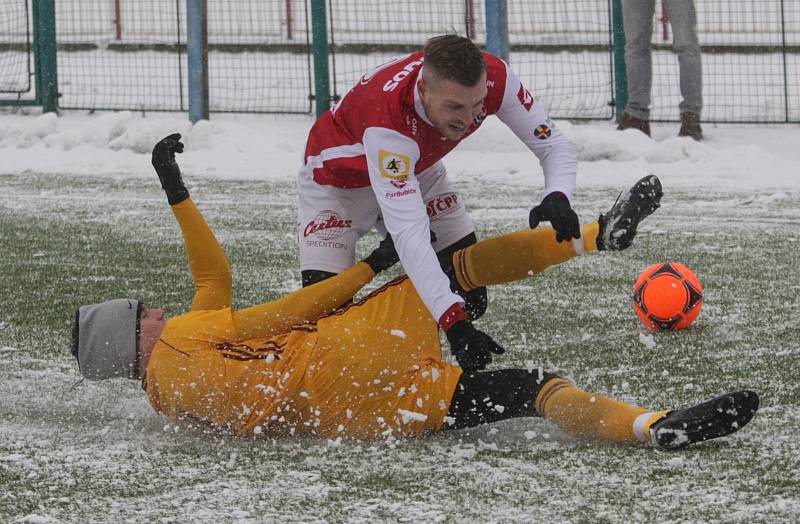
418, 75, 428, 98
420, 68, 439, 98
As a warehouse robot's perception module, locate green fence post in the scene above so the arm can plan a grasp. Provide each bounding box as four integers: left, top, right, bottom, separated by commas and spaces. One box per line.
311, 0, 330, 117
33, 0, 58, 113
611, 0, 627, 122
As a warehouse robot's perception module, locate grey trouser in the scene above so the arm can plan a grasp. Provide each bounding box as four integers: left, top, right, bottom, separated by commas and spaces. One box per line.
622, 0, 702, 119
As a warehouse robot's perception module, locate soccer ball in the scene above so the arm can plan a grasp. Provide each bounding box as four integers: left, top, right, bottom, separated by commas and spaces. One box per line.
633, 262, 703, 330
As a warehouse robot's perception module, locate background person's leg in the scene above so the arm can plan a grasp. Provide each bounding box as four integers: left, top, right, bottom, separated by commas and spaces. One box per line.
665, 0, 703, 116
622, 0, 657, 120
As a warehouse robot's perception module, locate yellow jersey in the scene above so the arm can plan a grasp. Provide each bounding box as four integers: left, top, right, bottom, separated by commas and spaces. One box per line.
144, 199, 462, 440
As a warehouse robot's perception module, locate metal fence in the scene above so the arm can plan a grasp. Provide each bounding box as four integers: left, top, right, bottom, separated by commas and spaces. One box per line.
644, 0, 800, 122
0, 0, 33, 95
507, 0, 615, 120
47, 1, 313, 113
56, 1, 186, 112
1, 0, 799, 122
326, 1, 474, 103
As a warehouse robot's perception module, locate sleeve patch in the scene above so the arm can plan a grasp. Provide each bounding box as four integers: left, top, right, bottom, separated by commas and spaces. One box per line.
378, 149, 411, 181
517, 84, 534, 112
534, 125, 552, 140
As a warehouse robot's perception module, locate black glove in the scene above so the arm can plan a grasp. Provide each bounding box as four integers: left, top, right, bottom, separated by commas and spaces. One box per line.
151, 133, 189, 205
529, 191, 580, 242
362, 234, 399, 273
446, 319, 505, 372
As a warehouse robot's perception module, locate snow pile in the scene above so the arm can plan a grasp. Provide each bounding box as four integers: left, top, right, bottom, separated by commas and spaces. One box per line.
1, 110, 799, 192
0, 111, 311, 180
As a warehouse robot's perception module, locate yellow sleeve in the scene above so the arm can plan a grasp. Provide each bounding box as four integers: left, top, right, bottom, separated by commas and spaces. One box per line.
232, 262, 376, 340
171, 199, 233, 311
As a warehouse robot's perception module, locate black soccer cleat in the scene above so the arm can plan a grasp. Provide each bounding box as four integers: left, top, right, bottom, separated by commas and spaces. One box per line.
650, 390, 759, 450
597, 174, 663, 251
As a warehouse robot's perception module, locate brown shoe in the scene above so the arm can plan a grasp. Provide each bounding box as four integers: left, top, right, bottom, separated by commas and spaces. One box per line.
678, 112, 703, 141
616, 113, 651, 137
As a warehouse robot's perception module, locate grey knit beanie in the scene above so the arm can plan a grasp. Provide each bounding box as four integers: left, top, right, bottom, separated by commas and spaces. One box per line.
74, 299, 141, 380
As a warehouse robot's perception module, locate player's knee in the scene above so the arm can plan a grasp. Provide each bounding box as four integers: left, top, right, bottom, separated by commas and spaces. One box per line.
446, 368, 561, 429
531, 371, 561, 412
301, 269, 337, 287
495, 368, 560, 411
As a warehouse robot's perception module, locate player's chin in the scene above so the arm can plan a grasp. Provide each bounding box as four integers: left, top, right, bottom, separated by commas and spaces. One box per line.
443, 124, 467, 140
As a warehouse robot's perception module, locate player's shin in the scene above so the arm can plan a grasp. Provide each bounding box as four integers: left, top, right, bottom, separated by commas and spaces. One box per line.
534, 378, 668, 444
452, 223, 600, 291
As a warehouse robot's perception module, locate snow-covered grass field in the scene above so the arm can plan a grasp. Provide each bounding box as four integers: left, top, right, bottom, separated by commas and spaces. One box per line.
1, 111, 799, 522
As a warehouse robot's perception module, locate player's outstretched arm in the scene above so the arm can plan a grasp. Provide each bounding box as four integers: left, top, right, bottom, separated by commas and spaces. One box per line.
152, 134, 233, 311
232, 236, 396, 340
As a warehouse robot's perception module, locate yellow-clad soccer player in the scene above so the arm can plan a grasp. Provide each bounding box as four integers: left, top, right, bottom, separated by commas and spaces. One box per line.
71, 135, 758, 449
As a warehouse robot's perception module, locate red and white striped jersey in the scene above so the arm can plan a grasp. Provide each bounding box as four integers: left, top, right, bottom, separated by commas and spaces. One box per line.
302, 51, 577, 322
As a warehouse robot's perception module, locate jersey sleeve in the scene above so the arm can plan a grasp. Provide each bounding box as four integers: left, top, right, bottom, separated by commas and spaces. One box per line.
495, 63, 578, 202
362, 126, 464, 322
171, 199, 233, 311
231, 261, 376, 340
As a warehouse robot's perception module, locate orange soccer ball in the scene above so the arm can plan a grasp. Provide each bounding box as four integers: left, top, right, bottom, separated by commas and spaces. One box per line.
633, 262, 703, 330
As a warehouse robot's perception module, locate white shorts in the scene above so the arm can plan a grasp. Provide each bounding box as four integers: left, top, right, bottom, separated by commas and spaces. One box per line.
297, 161, 474, 273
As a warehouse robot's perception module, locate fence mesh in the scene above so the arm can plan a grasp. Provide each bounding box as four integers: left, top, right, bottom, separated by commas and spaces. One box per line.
0, 0, 32, 95
55, 0, 313, 113
207, 0, 312, 113
507, 0, 614, 120
57, 0, 186, 111
13, 0, 800, 122
646, 0, 800, 122
327, 0, 475, 101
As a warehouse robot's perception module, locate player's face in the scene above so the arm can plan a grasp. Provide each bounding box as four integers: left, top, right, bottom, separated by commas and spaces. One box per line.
420, 71, 488, 141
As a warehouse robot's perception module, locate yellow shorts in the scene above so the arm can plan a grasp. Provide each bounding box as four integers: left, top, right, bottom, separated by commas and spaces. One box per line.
303, 277, 463, 440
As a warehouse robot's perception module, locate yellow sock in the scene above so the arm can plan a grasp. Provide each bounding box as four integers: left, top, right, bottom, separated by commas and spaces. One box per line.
453, 223, 600, 291
535, 379, 669, 444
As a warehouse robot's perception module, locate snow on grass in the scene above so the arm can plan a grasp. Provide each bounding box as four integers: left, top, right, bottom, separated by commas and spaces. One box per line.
1, 112, 799, 522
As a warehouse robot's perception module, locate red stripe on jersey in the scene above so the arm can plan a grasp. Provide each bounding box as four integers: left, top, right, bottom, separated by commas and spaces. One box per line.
312, 152, 369, 188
